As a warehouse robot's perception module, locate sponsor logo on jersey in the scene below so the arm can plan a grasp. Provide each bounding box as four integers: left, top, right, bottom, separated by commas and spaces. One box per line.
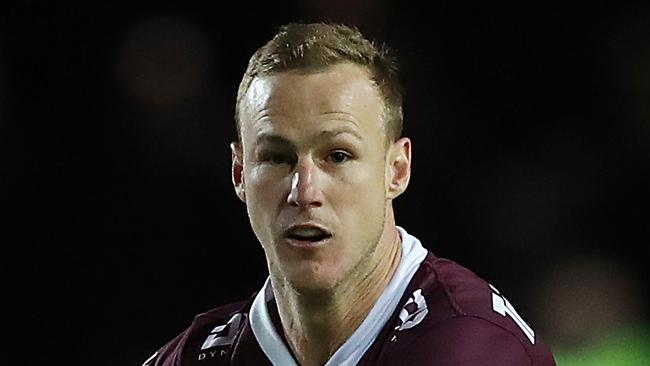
199, 312, 245, 357
201, 312, 244, 350
395, 288, 428, 331
201, 313, 245, 351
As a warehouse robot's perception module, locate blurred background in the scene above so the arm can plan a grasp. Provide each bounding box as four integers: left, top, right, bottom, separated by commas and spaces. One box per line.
3, 1, 649, 365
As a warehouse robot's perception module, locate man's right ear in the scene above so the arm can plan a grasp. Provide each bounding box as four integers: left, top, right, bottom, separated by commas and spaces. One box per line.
231, 142, 246, 203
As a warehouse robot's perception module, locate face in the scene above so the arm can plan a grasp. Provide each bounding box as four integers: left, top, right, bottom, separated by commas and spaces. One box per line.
232, 63, 408, 292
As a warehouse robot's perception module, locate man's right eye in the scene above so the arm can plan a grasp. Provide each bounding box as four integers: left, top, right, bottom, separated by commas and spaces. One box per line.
262, 153, 290, 164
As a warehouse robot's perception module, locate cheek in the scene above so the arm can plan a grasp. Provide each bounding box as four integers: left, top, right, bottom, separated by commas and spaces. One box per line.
332, 163, 386, 219
244, 168, 289, 234
348, 160, 386, 198
243, 172, 290, 269
246, 166, 288, 202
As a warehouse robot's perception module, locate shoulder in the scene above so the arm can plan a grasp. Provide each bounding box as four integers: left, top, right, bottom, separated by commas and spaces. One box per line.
384, 254, 556, 365
400, 316, 554, 365
142, 297, 254, 366
410, 255, 513, 325
414, 255, 534, 340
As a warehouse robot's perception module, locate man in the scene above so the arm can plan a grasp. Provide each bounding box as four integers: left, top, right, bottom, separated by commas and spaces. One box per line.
144, 22, 556, 365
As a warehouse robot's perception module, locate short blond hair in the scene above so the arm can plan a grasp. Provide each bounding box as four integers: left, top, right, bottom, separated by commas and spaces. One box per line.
235, 22, 403, 147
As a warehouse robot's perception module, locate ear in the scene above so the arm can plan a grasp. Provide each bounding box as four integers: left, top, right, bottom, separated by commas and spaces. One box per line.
231, 142, 246, 203
385, 137, 412, 200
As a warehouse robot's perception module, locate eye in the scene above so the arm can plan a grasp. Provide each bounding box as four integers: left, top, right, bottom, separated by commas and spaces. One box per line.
268, 153, 290, 164
328, 151, 351, 164
259, 151, 291, 165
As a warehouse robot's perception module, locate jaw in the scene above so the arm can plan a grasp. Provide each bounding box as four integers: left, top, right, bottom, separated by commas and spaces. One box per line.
268, 243, 352, 295
268, 206, 395, 304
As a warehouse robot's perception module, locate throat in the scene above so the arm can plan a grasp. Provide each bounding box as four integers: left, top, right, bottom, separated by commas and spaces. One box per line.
279, 291, 371, 366
272, 229, 403, 366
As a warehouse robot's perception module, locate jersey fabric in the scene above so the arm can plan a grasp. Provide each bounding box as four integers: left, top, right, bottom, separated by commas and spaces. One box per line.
247, 226, 429, 366
144, 227, 556, 366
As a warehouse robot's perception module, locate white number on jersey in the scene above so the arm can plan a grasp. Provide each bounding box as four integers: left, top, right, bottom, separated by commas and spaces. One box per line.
490, 284, 535, 344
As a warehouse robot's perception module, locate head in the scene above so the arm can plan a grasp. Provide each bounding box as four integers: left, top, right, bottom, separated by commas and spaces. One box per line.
234, 22, 404, 148
231, 23, 412, 293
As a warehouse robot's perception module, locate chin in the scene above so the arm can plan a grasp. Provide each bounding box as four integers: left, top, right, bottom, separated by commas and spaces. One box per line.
283, 261, 347, 294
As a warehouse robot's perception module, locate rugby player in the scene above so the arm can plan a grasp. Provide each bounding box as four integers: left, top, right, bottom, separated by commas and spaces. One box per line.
144, 22, 556, 366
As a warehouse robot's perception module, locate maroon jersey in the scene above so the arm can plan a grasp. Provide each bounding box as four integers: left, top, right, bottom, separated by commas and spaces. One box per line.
144, 252, 556, 365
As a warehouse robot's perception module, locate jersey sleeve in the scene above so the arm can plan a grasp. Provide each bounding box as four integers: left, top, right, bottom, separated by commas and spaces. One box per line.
142, 327, 189, 366
377, 255, 556, 366
140, 298, 256, 366
398, 316, 546, 366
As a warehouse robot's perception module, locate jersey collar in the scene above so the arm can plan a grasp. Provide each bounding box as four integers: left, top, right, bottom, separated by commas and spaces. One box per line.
249, 226, 428, 366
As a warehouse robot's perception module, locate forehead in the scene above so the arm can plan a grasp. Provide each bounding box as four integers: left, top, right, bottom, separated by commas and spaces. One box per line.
240, 63, 384, 141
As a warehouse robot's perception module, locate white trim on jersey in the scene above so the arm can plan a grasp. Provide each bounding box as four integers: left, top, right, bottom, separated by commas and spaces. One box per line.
249, 226, 428, 366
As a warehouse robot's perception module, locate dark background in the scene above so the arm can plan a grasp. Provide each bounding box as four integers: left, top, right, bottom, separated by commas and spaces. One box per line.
3, 1, 649, 365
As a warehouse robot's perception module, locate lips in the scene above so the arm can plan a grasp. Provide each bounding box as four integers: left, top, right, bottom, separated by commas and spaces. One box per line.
284, 224, 333, 247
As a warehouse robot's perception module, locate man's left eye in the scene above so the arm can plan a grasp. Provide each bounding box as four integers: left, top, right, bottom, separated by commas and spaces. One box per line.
329, 151, 351, 164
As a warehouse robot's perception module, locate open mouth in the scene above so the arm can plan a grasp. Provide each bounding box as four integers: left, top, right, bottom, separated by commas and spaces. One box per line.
285, 225, 333, 246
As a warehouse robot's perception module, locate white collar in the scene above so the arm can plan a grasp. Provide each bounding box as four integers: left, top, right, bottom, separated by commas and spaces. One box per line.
249, 226, 428, 366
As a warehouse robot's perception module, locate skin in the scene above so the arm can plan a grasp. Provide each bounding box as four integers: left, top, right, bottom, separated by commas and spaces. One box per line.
231, 62, 412, 366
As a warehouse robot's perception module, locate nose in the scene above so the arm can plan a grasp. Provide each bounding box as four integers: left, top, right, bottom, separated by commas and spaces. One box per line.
287, 158, 323, 208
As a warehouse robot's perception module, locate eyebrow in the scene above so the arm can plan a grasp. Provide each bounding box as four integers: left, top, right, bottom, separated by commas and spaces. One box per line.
255, 126, 363, 148
255, 134, 296, 150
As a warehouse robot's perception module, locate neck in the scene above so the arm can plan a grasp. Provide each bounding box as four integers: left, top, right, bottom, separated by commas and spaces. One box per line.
272, 211, 402, 366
